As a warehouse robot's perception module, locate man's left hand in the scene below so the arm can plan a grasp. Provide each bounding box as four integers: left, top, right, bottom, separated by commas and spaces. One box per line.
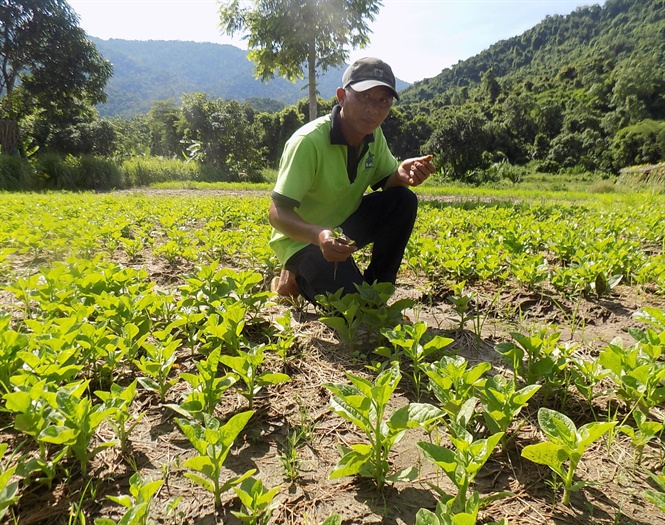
396, 155, 436, 186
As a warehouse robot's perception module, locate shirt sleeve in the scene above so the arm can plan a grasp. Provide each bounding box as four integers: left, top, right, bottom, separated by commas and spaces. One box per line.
272, 134, 317, 207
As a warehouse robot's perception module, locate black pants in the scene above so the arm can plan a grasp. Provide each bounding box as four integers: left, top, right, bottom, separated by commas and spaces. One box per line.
284, 186, 418, 304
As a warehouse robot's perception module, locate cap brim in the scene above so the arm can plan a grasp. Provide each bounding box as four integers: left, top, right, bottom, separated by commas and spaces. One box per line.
348, 80, 399, 100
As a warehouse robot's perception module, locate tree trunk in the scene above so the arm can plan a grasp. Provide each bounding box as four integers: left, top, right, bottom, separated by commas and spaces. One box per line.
307, 39, 317, 122
0, 119, 19, 155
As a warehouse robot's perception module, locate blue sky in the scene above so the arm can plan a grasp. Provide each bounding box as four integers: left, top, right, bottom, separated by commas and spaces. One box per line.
70, 0, 606, 84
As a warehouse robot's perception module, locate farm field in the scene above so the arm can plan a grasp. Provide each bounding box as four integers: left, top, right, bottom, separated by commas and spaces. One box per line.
1, 187, 665, 525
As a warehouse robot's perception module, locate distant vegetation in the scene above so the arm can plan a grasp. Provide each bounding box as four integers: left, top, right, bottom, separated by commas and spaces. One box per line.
400, 0, 665, 176
1, 0, 663, 191
89, 38, 411, 118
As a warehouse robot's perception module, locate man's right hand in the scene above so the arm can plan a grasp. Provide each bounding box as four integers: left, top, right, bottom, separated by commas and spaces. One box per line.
318, 229, 357, 262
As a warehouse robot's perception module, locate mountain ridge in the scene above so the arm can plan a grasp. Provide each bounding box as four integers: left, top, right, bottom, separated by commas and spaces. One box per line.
92, 37, 411, 118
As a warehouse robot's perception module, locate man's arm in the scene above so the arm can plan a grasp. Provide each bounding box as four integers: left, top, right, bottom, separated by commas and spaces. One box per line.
384, 154, 436, 189
269, 200, 357, 263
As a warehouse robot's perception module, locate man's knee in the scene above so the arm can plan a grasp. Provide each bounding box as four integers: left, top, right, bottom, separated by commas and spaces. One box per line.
386, 185, 418, 214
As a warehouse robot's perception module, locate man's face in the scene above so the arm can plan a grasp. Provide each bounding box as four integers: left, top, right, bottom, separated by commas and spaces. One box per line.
338, 86, 394, 140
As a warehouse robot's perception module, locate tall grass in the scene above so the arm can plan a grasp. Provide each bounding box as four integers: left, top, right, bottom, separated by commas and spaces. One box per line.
0, 155, 34, 191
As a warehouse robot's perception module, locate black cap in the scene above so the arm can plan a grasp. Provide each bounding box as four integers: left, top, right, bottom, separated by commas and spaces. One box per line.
342, 57, 399, 100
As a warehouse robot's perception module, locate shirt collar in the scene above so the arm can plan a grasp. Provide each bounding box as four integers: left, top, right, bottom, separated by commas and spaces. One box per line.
330, 105, 375, 146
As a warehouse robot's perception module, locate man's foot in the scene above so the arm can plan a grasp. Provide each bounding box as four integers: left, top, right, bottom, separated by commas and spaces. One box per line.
270, 269, 299, 298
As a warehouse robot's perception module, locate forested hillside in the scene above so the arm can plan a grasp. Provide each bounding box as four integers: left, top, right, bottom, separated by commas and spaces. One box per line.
397, 0, 665, 175
91, 38, 410, 118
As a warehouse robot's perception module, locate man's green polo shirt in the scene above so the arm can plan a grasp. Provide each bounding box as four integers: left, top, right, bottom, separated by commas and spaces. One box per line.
269, 106, 399, 265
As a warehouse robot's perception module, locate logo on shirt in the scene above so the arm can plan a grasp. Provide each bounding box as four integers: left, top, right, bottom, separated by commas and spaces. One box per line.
365, 151, 374, 170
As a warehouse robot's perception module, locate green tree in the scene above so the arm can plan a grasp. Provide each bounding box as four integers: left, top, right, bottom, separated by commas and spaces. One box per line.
425, 109, 490, 181
480, 69, 501, 104
147, 99, 184, 158
0, 0, 112, 154
181, 93, 264, 179
218, 0, 381, 122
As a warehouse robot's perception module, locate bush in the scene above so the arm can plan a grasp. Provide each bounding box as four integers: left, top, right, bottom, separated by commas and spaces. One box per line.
588, 180, 617, 193
76, 156, 124, 190
34, 153, 77, 190
120, 157, 251, 186
0, 155, 34, 191
533, 159, 560, 174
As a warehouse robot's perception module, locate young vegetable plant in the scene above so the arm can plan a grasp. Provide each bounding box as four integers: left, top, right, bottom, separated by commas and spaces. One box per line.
447, 281, 476, 332
133, 329, 180, 403
521, 407, 616, 505
418, 421, 505, 515
37, 381, 116, 476
168, 348, 236, 418
219, 342, 290, 409
0, 314, 28, 393
645, 468, 665, 514
495, 328, 574, 400
599, 337, 665, 415
354, 281, 414, 339
0, 443, 20, 521
415, 492, 507, 525
176, 411, 256, 508
317, 290, 363, 350
375, 321, 453, 401
277, 402, 314, 482
5, 380, 68, 487
95, 380, 145, 454
425, 355, 490, 426
94, 472, 163, 525
618, 410, 664, 466
324, 365, 443, 491
232, 476, 281, 525
476, 374, 541, 444
270, 309, 298, 363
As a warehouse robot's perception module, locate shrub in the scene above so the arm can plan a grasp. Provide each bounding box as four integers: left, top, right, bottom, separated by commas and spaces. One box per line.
0, 155, 34, 191
121, 157, 232, 187
75, 155, 124, 190
589, 180, 617, 193
33, 153, 77, 190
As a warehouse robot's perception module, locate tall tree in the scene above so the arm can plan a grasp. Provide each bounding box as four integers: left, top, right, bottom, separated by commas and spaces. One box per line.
0, 0, 112, 153
218, 0, 381, 121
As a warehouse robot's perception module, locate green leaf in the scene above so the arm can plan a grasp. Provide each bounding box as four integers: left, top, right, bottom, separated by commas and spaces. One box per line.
576, 421, 616, 451
257, 372, 291, 386
329, 445, 372, 479
538, 408, 577, 448
521, 442, 568, 478
385, 466, 418, 483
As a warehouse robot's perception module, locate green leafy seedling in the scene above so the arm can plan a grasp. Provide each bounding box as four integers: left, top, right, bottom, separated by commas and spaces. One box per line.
220, 343, 290, 409
176, 411, 255, 508
645, 468, 665, 514
95, 472, 163, 525
324, 365, 443, 491
415, 492, 508, 525
95, 380, 145, 454
331, 227, 355, 281
168, 348, 236, 417
133, 329, 180, 403
376, 321, 453, 401
477, 374, 541, 442
418, 421, 505, 514
618, 410, 664, 465
0, 443, 19, 520
521, 407, 616, 505
37, 381, 115, 476
232, 476, 280, 525
426, 355, 490, 426
317, 290, 363, 349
